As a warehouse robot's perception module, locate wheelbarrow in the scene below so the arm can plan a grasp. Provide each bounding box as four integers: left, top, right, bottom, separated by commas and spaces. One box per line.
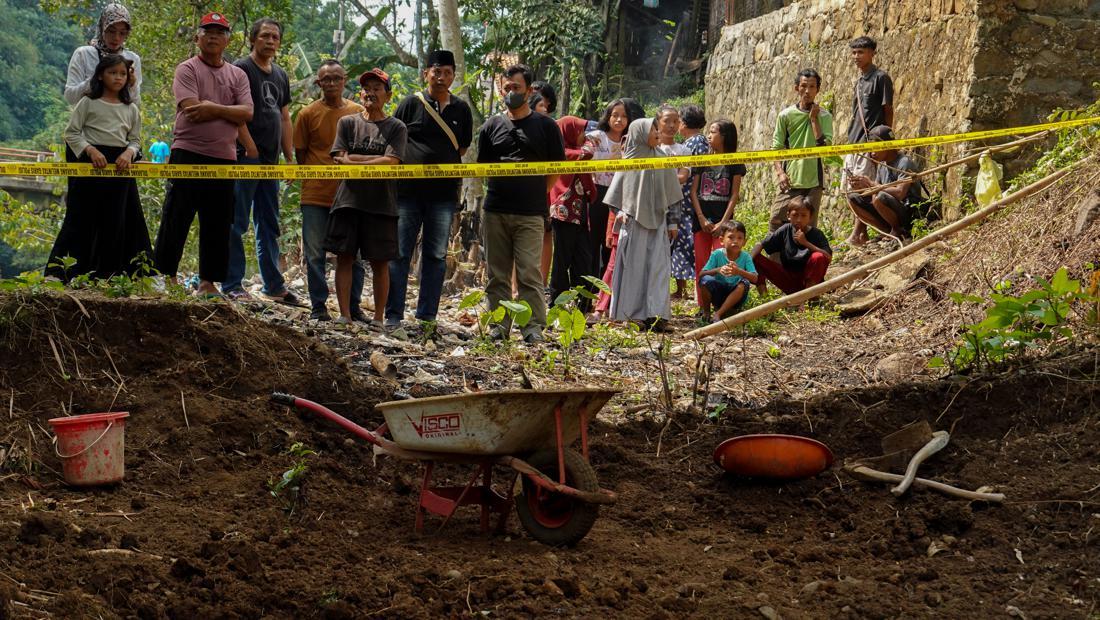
271, 388, 619, 546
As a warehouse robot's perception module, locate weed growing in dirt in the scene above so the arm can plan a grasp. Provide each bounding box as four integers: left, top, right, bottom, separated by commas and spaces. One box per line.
417, 319, 438, 345
546, 276, 609, 375
586, 321, 642, 353
0, 271, 63, 294
529, 349, 559, 373
458, 290, 490, 338
930, 267, 1097, 373
268, 442, 316, 516
459, 290, 533, 342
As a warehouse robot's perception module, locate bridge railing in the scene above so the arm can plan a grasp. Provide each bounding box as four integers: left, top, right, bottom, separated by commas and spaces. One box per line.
0, 146, 59, 183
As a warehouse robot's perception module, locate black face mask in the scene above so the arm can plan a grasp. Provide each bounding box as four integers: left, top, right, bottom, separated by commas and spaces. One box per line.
503, 90, 526, 110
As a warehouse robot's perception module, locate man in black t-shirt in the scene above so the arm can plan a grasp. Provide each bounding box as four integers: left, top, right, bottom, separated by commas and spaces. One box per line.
224, 18, 296, 302
477, 64, 566, 343
385, 50, 473, 331
843, 36, 895, 247
846, 125, 921, 242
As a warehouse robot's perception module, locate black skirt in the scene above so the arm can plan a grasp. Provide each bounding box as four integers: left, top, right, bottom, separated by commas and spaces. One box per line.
45, 145, 152, 281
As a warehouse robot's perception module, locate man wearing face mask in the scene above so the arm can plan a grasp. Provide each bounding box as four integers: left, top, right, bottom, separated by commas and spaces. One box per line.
386, 50, 473, 335
476, 64, 565, 343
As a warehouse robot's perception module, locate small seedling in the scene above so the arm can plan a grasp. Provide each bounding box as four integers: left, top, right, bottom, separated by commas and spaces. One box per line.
458, 290, 488, 338
708, 402, 728, 421
268, 442, 316, 516
545, 276, 609, 375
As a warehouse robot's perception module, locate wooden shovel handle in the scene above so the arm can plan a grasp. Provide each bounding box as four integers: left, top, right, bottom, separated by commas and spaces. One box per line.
892, 431, 949, 496
846, 464, 1005, 503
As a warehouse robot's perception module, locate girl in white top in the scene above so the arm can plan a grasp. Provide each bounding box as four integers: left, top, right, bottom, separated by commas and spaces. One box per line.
47, 54, 150, 282
64, 3, 142, 105
585, 99, 630, 307
654, 104, 695, 299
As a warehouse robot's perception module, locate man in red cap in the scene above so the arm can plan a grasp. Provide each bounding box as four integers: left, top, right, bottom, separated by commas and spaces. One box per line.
326, 68, 408, 326
153, 11, 253, 298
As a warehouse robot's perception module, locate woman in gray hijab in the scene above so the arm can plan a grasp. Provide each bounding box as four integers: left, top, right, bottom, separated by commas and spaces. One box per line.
64, 3, 142, 105
605, 118, 683, 330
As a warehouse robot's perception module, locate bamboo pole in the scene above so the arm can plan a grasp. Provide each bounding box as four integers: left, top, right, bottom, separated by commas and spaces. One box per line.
855, 131, 1049, 197
685, 156, 1089, 340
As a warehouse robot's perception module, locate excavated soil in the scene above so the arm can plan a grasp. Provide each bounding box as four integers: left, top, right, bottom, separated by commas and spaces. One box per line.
1, 293, 1099, 619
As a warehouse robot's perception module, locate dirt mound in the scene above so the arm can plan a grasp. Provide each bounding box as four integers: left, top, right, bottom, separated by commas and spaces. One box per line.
2, 293, 1098, 618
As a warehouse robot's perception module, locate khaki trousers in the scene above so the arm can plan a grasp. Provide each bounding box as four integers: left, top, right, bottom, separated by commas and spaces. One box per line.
484, 211, 547, 330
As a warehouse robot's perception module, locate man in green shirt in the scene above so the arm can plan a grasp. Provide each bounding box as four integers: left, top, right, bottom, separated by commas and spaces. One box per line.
769, 68, 833, 232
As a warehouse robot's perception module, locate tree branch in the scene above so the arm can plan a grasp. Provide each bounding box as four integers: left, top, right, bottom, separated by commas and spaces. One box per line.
345, 0, 418, 67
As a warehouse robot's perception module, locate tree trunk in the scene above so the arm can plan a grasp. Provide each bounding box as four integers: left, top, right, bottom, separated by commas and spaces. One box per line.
414, 0, 423, 72
560, 59, 572, 116
435, 0, 465, 93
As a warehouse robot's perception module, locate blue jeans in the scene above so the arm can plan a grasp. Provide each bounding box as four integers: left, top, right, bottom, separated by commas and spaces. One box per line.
301, 205, 363, 312
385, 195, 456, 323
224, 158, 285, 294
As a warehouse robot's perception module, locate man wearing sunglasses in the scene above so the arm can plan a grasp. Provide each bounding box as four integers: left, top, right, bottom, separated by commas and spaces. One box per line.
292, 59, 367, 321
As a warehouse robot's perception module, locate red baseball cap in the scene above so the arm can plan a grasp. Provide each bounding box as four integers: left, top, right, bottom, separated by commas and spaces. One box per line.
200, 12, 231, 30
358, 68, 391, 91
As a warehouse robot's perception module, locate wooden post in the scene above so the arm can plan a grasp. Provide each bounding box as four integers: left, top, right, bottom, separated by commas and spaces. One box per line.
684, 157, 1089, 340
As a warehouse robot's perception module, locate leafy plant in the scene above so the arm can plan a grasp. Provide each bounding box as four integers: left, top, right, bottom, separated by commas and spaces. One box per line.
268, 442, 316, 516
458, 290, 492, 338
707, 402, 728, 421
545, 276, 608, 375
499, 300, 533, 330
0, 271, 64, 293
930, 267, 1096, 373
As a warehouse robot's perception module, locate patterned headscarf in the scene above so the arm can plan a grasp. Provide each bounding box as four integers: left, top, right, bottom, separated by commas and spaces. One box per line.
90, 4, 131, 56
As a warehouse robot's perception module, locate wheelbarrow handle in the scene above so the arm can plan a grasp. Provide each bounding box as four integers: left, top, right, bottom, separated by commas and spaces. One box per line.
270, 392, 297, 406
272, 392, 390, 451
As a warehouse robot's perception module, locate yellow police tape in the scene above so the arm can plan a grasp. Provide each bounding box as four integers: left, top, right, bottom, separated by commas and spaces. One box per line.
2, 116, 1097, 181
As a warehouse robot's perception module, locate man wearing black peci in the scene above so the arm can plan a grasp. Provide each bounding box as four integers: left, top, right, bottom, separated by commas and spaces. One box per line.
386, 50, 474, 334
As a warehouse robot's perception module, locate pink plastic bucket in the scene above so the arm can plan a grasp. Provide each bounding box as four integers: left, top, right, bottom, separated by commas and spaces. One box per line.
47, 412, 129, 486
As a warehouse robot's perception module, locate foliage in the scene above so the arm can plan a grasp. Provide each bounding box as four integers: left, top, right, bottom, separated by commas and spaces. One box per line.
0, 270, 64, 294
268, 441, 315, 515
458, 290, 531, 341
458, 289, 489, 337
930, 267, 1097, 373
459, 0, 607, 116
0, 190, 63, 275
585, 320, 641, 354
546, 275, 607, 374
1010, 91, 1100, 191
0, 0, 81, 141
499, 299, 532, 328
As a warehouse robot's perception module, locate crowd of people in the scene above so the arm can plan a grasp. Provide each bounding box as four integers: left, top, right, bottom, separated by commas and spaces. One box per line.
45, 5, 924, 341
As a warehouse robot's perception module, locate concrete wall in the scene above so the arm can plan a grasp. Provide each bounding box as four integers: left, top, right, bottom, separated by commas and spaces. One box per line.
704, 0, 1100, 212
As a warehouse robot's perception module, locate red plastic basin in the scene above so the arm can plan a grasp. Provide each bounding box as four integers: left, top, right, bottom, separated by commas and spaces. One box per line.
713, 434, 834, 480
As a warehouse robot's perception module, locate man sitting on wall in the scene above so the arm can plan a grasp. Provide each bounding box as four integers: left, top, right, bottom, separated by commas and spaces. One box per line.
845, 125, 922, 243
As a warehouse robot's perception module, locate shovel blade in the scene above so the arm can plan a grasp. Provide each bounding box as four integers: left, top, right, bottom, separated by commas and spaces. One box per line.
881, 420, 933, 456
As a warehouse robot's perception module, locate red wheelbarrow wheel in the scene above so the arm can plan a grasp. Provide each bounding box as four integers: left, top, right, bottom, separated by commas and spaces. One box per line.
515, 449, 599, 547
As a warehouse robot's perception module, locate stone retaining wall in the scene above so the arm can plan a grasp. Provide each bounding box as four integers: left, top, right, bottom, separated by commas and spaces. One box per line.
705, 0, 1100, 218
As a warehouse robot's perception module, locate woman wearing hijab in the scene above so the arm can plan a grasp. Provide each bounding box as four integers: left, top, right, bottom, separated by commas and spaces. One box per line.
65, 3, 143, 106
605, 118, 683, 331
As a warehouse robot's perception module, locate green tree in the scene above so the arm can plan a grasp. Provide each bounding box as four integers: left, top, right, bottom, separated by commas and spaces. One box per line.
0, 0, 80, 141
